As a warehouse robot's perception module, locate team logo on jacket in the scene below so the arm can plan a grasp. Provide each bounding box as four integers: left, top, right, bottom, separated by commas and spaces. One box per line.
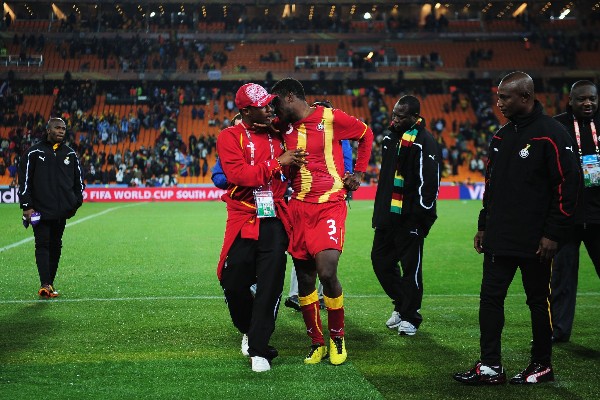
64, 157, 70, 165
519, 144, 531, 158
317, 120, 325, 131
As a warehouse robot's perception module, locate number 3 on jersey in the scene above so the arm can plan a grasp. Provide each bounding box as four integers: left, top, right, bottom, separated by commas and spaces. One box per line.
327, 219, 338, 244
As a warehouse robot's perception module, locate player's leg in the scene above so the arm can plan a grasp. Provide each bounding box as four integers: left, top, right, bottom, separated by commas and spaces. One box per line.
582, 223, 600, 278
315, 249, 346, 364
454, 254, 515, 385
284, 266, 301, 310
396, 231, 424, 335
32, 219, 53, 297
550, 229, 582, 342
48, 218, 66, 287
514, 257, 554, 384
371, 228, 403, 328
295, 257, 328, 364
250, 218, 287, 361
521, 257, 553, 367
479, 254, 517, 366
219, 235, 256, 342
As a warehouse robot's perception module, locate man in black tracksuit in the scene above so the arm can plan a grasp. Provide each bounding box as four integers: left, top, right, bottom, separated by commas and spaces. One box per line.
371, 95, 441, 336
551, 80, 600, 343
19, 117, 85, 298
454, 72, 581, 386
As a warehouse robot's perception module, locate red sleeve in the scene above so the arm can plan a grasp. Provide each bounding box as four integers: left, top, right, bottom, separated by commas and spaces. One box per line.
332, 109, 374, 172
216, 127, 282, 188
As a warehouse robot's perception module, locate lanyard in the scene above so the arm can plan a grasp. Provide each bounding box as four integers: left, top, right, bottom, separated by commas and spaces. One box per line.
242, 123, 274, 166
573, 117, 599, 158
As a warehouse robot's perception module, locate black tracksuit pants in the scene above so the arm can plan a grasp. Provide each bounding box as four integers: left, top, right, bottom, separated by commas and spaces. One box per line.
220, 218, 287, 360
371, 227, 424, 328
32, 218, 66, 286
479, 254, 552, 366
551, 223, 600, 341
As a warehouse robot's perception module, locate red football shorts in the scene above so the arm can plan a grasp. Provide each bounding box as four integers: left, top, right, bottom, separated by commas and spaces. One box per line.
288, 199, 347, 260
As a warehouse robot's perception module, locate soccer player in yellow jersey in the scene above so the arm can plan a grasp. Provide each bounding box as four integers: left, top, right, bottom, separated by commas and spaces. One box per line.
271, 78, 373, 365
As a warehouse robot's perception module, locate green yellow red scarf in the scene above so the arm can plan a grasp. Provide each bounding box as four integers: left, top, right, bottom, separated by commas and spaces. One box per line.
390, 118, 422, 214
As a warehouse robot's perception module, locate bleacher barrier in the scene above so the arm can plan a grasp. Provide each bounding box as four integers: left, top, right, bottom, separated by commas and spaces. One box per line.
0, 54, 43, 67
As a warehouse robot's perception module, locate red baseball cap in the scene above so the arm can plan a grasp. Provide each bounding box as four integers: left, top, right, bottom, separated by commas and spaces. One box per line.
235, 83, 277, 109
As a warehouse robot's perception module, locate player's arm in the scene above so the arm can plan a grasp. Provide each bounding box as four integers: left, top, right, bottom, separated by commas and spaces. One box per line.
538, 126, 581, 261
332, 109, 374, 178
72, 152, 85, 207
217, 130, 306, 187
416, 135, 441, 211
18, 150, 35, 212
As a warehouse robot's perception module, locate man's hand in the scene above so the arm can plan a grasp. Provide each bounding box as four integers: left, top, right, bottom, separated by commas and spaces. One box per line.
536, 237, 558, 263
22, 209, 34, 222
474, 231, 484, 254
277, 149, 308, 167
343, 171, 364, 191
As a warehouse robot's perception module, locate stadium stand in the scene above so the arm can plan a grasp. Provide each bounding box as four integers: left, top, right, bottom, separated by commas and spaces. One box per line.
1, 1, 598, 187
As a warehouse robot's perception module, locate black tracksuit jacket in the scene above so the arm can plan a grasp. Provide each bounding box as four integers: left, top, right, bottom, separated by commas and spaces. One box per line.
478, 101, 581, 258
372, 122, 441, 236
554, 110, 600, 225
18, 138, 85, 219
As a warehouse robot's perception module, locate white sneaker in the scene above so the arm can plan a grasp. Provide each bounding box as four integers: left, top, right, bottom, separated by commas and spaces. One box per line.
398, 320, 417, 336
386, 311, 402, 329
251, 356, 271, 372
241, 334, 249, 357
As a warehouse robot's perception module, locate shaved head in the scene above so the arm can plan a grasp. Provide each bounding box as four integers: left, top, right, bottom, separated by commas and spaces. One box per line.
499, 71, 535, 97
496, 71, 536, 120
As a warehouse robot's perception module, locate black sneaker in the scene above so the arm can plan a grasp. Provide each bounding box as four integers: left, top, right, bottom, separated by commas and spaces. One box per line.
284, 295, 301, 311
510, 363, 554, 384
453, 361, 507, 385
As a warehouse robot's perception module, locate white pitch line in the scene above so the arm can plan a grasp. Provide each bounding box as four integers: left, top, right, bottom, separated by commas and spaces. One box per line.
0, 203, 146, 253
0, 292, 598, 305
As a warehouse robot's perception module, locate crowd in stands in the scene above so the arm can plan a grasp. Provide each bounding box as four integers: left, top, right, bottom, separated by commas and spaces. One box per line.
0, 74, 575, 187
0, 79, 226, 187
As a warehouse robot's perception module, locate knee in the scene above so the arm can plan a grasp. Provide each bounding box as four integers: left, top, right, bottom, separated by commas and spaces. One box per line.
318, 268, 338, 285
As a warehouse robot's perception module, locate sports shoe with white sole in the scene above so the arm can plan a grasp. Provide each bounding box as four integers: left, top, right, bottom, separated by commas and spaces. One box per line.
509, 363, 554, 384
386, 311, 402, 329
453, 361, 507, 385
241, 334, 249, 357
251, 356, 271, 372
398, 320, 417, 336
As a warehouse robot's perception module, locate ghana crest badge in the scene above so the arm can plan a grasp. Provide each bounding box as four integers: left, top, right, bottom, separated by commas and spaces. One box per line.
519, 144, 531, 158
317, 120, 325, 131
64, 157, 70, 165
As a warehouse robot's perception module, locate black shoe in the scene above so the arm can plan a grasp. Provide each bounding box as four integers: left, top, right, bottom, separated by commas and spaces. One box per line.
284, 295, 301, 311
267, 345, 279, 360
453, 361, 507, 385
510, 363, 554, 384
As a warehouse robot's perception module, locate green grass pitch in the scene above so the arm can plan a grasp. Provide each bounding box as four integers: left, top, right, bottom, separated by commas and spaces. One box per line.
0, 200, 598, 399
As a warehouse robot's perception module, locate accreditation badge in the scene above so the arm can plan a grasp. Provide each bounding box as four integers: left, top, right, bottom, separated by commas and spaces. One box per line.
254, 185, 276, 218
581, 154, 600, 188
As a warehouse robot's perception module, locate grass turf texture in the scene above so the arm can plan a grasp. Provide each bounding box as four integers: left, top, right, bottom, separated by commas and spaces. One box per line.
0, 200, 598, 400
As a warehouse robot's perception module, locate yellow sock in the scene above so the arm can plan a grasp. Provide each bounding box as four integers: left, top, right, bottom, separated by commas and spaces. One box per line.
323, 293, 344, 310
299, 290, 319, 307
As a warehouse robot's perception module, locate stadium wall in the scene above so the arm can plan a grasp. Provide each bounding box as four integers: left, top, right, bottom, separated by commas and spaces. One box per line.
0, 183, 485, 204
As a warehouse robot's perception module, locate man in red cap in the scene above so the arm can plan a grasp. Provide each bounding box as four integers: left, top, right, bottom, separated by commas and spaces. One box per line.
216, 83, 307, 372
